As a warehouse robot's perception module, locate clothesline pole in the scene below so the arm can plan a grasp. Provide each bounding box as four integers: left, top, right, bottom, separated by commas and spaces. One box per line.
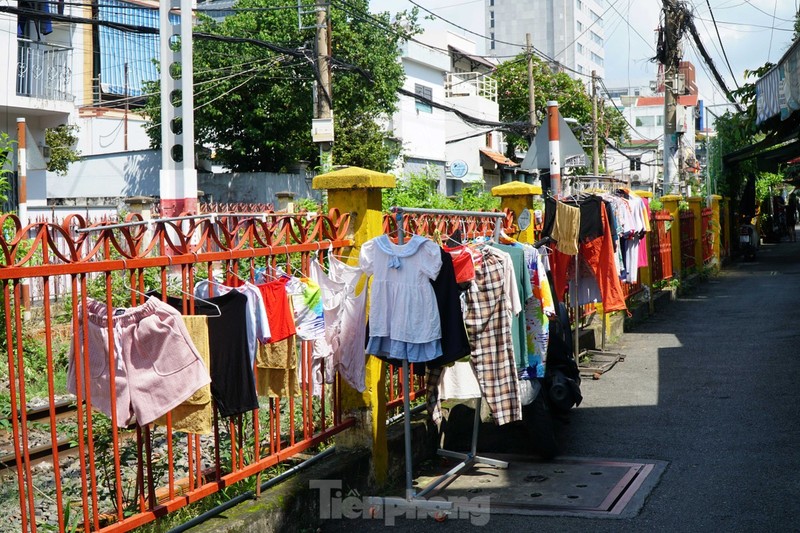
402, 359, 414, 499
74, 213, 214, 233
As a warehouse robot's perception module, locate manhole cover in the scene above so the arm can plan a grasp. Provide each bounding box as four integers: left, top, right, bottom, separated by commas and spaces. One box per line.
416, 455, 667, 518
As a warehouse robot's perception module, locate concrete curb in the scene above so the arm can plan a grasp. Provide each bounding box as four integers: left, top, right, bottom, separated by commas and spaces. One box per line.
186, 416, 438, 533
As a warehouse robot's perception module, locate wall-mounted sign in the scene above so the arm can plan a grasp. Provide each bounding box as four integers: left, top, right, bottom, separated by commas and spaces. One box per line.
518, 208, 531, 231
449, 159, 468, 178
312, 118, 334, 143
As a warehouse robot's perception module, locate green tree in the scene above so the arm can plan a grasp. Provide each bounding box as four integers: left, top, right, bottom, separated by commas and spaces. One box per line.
143, 0, 414, 172
45, 124, 81, 176
493, 55, 629, 160
0, 132, 14, 203
707, 62, 772, 199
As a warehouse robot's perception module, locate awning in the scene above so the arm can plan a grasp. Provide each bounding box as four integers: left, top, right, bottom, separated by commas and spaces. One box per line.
479, 148, 518, 167
448, 45, 496, 70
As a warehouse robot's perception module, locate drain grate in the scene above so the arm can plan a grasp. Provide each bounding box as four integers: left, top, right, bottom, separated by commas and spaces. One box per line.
416, 455, 667, 518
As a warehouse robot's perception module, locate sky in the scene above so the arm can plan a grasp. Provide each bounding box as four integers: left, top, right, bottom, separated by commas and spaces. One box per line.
369, 0, 798, 114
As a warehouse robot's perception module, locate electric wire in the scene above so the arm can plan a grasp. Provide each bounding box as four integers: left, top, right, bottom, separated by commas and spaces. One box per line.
767, 0, 779, 61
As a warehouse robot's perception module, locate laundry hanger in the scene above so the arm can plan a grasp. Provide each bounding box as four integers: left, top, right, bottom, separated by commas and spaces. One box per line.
166, 271, 223, 317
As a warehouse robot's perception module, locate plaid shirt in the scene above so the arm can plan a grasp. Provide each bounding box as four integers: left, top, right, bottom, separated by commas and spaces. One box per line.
426, 247, 522, 426
464, 247, 521, 425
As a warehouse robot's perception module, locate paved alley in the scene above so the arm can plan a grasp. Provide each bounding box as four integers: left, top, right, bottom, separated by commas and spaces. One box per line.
320, 239, 800, 532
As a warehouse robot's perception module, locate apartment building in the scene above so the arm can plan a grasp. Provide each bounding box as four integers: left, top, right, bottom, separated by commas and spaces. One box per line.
486, 0, 605, 79
0, 1, 159, 219
387, 30, 517, 194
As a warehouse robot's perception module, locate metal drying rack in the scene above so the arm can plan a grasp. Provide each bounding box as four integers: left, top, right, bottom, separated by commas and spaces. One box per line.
367, 206, 509, 515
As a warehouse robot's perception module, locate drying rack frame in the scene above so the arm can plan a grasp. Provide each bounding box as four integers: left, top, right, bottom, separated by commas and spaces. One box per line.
367, 206, 509, 515
562, 176, 629, 371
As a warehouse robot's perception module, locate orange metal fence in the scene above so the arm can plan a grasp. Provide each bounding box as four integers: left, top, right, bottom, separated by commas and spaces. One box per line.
0, 210, 355, 532
650, 209, 674, 283
679, 209, 696, 273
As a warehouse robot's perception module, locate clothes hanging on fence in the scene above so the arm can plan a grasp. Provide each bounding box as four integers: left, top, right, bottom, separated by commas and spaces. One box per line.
155, 315, 213, 434
256, 335, 300, 398
194, 279, 271, 364
159, 291, 259, 418
285, 276, 326, 341
310, 256, 368, 393
256, 277, 296, 343
67, 297, 211, 427
360, 235, 443, 363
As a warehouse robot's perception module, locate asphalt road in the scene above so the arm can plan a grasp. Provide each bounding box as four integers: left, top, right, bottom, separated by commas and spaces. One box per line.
320, 238, 800, 532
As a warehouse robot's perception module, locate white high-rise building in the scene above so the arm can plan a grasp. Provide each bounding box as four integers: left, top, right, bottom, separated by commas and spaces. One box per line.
486, 0, 605, 79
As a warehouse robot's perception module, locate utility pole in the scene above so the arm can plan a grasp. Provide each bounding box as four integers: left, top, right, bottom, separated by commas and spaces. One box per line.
159, 0, 197, 216
662, 0, 680, 195
314, 0, 334, 173
526, 33, 536, 139
592, 70, 599, 176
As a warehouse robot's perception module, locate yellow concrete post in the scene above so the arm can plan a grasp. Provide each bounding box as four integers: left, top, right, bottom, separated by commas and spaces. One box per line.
661, 194, 683, 278
490, 181, 543, 243
688, 196, 703, 271
633, 191, 654, 312
312, 167, 395, 486
722, 196, 731, 260
710, 195, 722, 267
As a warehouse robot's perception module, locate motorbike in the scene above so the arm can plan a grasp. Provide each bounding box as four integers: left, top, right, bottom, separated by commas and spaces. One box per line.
739, 223, 759, 260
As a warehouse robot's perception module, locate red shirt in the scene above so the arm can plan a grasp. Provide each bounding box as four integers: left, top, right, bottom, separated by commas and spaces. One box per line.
444, 245, 476, 284
257, 277, 296, 343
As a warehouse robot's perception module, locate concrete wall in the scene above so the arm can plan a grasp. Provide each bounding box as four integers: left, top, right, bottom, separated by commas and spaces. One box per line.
46, 149, 320, 207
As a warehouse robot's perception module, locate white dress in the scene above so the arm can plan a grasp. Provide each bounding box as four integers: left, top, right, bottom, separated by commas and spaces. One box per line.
359, 235, 443, 362
310, 256, 368, 392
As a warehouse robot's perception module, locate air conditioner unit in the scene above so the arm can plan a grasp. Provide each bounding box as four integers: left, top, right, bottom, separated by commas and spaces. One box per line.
631, 173, 641, 182
40, 145, 51, 160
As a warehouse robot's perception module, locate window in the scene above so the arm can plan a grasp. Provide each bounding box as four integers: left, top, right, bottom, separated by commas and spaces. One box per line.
490, 19, 495, 28
415, 83, 432, 113
490, 0, 494, 5
577, 43, 584, 55
577, 64, 585, 74
590, 9, 603, 26
490, 33, 495, 49
577, 21, 583, 32
635, 116, 658, 127
577, 0, 583, 11
590, 52, 604, 66
590, 31, 603, 46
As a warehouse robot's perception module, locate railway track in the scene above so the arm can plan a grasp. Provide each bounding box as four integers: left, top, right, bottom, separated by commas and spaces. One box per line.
0, 400, 79, 472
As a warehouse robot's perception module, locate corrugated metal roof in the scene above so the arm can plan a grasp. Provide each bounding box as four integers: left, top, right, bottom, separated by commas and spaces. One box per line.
480, 148, 518, 167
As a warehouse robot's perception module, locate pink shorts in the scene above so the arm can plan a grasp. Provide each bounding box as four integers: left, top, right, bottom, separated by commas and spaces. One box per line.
68, 297, 211, 426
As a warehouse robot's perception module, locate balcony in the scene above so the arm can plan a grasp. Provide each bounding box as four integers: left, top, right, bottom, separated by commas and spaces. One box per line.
16, 39, 74, 102
445, 72, 497, 102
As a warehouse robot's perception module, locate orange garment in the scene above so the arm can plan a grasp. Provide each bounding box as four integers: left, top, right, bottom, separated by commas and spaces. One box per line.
551, 205, 627, 313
